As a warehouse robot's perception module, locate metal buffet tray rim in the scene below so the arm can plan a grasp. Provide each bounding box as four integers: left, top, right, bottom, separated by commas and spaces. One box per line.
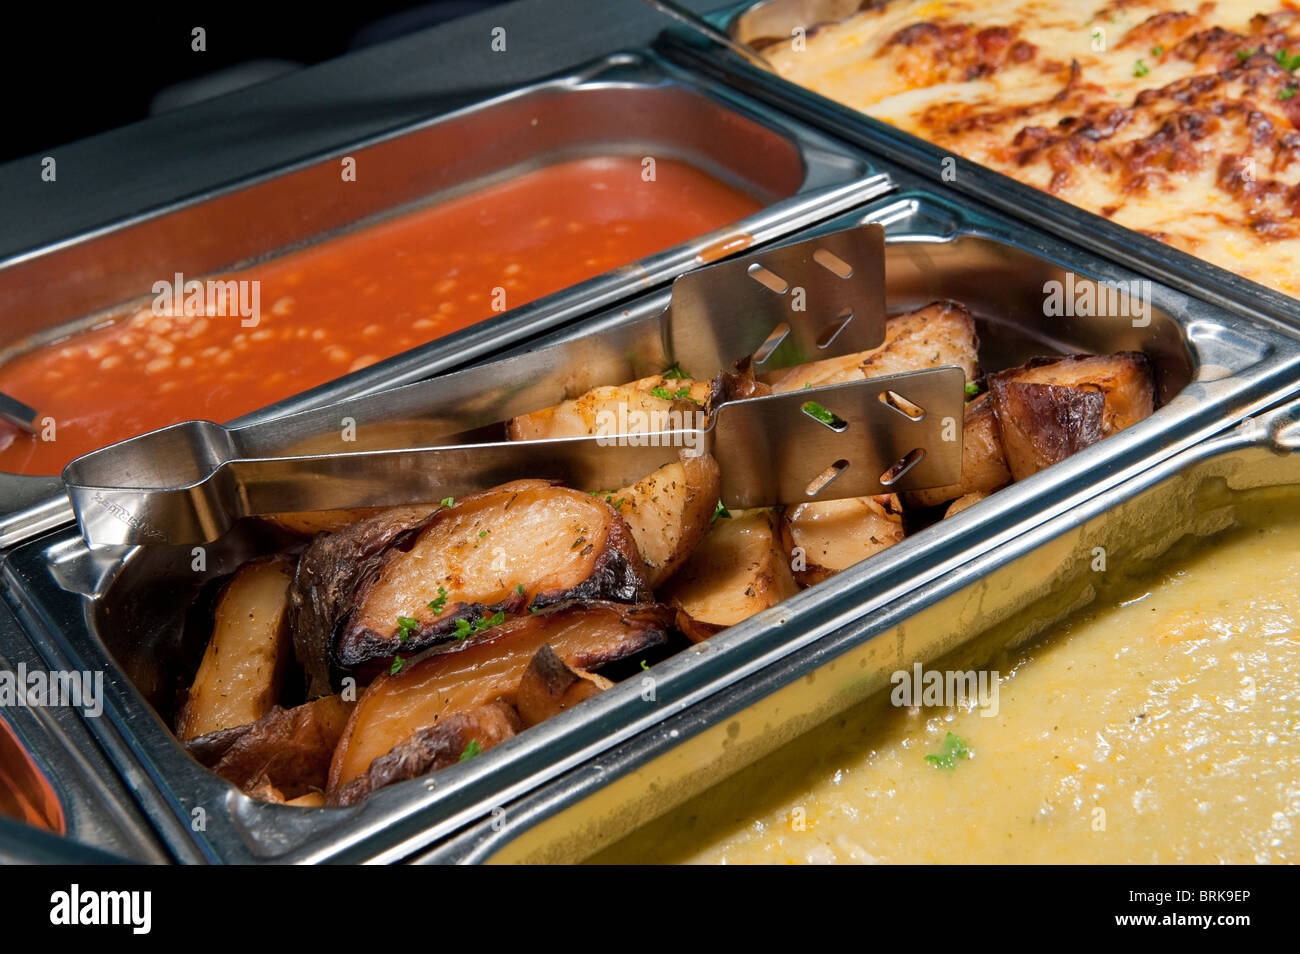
0, 46, 891, 549
654, 0, 1300, 330
0, 598, 169, 862
413, 393, 1300, 865
5, 186, 1300, 864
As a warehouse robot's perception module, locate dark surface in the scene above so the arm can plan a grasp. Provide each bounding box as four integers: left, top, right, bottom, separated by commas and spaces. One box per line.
0, 0, 719, 260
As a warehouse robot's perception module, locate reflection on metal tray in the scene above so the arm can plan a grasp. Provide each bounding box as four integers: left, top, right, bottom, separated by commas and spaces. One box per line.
413, 395, 1300, 863
0, 49, 889, 548
0, 598, 169, 862
4, 187, 1300, 864
655, 2, 1300, 331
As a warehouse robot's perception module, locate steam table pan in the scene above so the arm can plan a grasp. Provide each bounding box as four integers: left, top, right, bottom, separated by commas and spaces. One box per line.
0, 48, 889, 548
413, 394, 1300, 863
657, 1, 1300, 334
5, 186, 1300, 863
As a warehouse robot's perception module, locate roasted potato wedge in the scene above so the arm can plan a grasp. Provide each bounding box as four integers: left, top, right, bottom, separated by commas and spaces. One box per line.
177, 556, 295, 740
606, 453, 722, 587
184, 694, 353, 799
771, 300, 979, 392
780, 494, 905, 587
336, 481, 653, 667
634, 372, 712, 405
663, 509, 800, 641
993, 352, 1155, 437
515, 644, 613, 728
329, 700, 523, 807
328, 602, 671, 793
289, 505, 436, 697
944, 491, 991, 518
506, 374, 706, 442
991, 380, 1105, 480
904, 393, 1012, 508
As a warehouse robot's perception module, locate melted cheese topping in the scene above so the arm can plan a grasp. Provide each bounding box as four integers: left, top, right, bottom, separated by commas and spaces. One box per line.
764, 0, 1300, 296
594, 496, 1300, 863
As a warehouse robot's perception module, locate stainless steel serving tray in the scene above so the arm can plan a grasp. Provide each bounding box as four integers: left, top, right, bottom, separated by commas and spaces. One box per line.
414, 394, 1300, 864
656, 2, 1300, 330
0, 49, 889, 548
0, 597, 170, 862
5, 187, 1300, 864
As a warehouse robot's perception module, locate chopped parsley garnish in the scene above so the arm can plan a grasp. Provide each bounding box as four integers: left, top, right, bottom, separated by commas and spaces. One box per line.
478, 529, 488, 538
1150, 44, 1164, 57
1237, 47, 1255, 62
396, 616, 419, 642
1282, 86, 1298, 101
711, 498, 732, 523
964, 381, 980, 397
801, 400, 836, 425
803, 381, 813, 389
390, 656, 405, 675
650, 385, 696, 402
924, 731, 973, 770
515, 583, 525, 595
1133, 59, 1149, 77
458, 739, 482, 762
640, 659, 649, 671
426, 587, 448, 614
602, 495, 626, 512
662, 363, 690, 380
571, 536, 587, 550
453, 610, 506, 640
1278, 49, 1300, 70
440, 496, 455, 508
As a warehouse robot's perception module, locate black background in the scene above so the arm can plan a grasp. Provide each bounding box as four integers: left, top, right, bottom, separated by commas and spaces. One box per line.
0, 864, 1277, 938
0, 1, 507, 162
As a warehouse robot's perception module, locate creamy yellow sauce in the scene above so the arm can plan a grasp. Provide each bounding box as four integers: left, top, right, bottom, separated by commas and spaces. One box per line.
594, 498, 1300, 863
764, 0, 1300, 296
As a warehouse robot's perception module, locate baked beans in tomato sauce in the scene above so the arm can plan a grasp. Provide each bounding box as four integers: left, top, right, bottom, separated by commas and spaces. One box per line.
0, 156, 761, 475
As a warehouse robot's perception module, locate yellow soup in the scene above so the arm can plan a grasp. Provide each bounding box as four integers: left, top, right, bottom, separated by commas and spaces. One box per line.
594, 499, 1300, 864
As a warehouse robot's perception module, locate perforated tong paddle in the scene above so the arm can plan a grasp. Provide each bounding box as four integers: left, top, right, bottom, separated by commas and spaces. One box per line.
62, 224, 964, 546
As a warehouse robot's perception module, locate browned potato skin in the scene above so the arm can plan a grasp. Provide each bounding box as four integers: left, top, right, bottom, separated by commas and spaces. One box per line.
609, 453, 722, 588
337, 482, 653, 667
177, 555, 295, 740
328, 700, 523, 807
289, 506, 437, 698
770, 301, 979, 392
904, 393, 1012, 508
264, 505, 431, 538
991, 380, 1106, 480
997, 352, 1155, 437
707, 356, 772, 411
664, 509, 800, 642
780, 494, 905, 587
515, 644, 613, 727
505, 375, 705, 442
329, 602, 671, 793
183, 694, 353, 800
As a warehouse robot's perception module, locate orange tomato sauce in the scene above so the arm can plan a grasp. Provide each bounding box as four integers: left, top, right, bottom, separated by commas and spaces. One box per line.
0, 156, 762, 475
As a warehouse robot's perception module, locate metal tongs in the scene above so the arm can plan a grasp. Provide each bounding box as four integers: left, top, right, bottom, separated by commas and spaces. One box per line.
63, 224, 965, 546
